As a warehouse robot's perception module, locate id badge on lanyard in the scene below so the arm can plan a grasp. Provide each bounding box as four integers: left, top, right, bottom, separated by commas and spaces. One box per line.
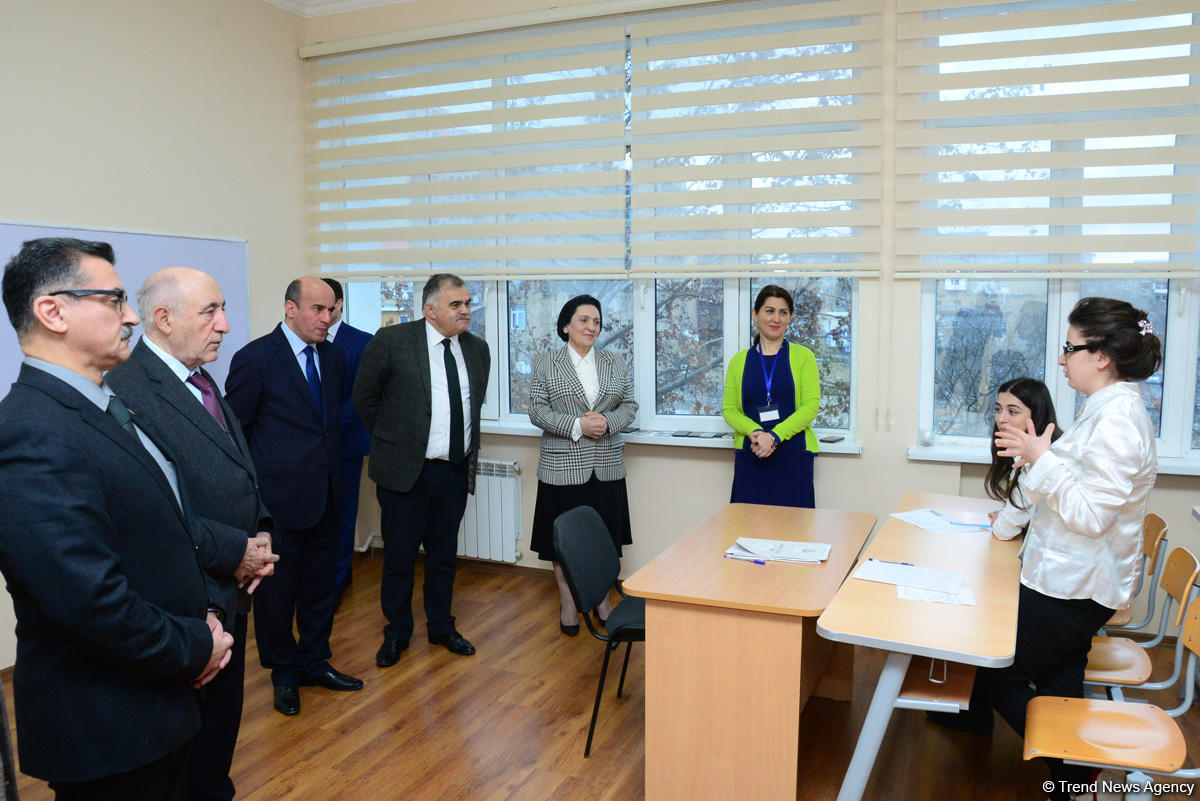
756, 341, 785, 424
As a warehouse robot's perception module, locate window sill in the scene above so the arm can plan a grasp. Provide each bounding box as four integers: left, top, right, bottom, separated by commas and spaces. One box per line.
481, 419, 862, 454
907, 446, 1200, 476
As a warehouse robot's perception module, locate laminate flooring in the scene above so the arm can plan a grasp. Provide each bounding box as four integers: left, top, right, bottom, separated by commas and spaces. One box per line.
6, 555, 1199, 800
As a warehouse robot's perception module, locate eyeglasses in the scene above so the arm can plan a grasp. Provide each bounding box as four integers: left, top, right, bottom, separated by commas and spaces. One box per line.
1062, 341, 1095, 356
49, 288, 128, 311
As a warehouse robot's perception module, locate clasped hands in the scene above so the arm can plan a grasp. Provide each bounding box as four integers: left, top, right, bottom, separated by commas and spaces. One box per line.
994, 419, 1056, 468
749, 430, 777, 459
579, 411, 608, 439
194, 612, 234, 688
234, 532, 278, 594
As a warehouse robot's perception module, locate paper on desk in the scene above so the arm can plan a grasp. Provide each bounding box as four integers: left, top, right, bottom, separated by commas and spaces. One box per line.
897, 585, 976, 606
891, 507, 991, 535
727, 537, 831, 563
852, 558, 964, 594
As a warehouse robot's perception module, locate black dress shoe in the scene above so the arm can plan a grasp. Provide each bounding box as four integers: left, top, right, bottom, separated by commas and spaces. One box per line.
299, 666, 364, 691
560, 622, 580, 636
375, 637, 409, 667
925, 709, 993, 736
273, 685, 300, 716
428, 629, 476, 656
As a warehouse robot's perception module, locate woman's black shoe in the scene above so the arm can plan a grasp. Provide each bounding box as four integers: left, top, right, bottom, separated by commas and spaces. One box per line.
560, 622, 580, 636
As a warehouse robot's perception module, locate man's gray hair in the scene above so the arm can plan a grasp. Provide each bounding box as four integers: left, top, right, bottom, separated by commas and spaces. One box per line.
421, 273, 466, 307
137, 271, 181, 322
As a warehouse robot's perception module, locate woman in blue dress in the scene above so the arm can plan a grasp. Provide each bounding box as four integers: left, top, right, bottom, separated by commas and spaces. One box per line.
721, 285, 821, 507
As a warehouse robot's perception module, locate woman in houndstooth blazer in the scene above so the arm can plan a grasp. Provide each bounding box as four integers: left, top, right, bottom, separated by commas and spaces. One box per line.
528, 295, 638, 636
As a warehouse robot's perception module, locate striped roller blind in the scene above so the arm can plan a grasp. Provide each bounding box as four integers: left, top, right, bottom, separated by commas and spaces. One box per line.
893, 0, 1200, 279
628, 0, 884, 278
307, 24, 628, 280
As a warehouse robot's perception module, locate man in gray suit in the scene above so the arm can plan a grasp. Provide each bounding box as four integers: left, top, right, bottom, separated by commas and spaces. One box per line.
107, 267, 277, 801
353, 274, 490, 665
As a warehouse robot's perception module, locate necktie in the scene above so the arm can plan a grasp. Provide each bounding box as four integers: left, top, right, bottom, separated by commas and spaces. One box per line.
187, 372, 229, 432
442, 338, 464, 465
302, 345, 323, 413
106, 395, 138, 438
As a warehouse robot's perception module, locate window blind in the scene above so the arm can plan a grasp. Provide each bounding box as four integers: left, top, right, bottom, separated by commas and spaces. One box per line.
628, 0, 884, 278
893, 0, 1200, 279
307, 24, 628, 280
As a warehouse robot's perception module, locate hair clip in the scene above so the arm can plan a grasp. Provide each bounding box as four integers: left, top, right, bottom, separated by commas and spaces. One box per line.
1138, 319, 1154, 336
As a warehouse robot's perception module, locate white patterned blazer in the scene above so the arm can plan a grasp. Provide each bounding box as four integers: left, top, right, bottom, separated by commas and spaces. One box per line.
528, 345, 638, 486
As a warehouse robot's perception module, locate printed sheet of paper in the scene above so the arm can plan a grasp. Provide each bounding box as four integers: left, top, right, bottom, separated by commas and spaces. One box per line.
852, 558, 965, 595
726, 537, 831, 563
891, 507, 991, 535
896, 585, 977, 606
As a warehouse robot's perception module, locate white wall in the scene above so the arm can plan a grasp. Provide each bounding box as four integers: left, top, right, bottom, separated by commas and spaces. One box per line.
0, 0, 307, 668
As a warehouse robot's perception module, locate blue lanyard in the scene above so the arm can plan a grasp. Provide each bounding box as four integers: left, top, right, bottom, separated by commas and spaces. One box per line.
757, 340, 784, 404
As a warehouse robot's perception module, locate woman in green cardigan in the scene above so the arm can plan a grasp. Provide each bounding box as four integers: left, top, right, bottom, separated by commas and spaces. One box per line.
721, 285, 821, 507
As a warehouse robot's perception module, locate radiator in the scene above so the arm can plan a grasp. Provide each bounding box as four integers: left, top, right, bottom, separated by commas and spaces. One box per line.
456, 458, 522, 564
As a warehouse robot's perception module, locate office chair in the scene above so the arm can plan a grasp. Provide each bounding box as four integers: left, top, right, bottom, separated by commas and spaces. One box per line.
0, 683, 16, 800
553, 505, 646, 758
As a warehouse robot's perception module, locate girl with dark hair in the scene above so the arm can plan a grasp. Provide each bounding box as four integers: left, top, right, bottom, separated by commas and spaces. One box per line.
976, 297, 1162, 801
721, 285, 821, 508
985, 377, 1060, 539
528, 295, 637, 635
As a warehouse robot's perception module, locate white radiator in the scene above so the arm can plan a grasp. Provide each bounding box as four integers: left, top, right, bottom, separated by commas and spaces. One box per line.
457, 458, 522, 564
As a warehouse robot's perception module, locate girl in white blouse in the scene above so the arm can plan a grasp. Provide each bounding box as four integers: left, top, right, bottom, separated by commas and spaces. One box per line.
987, 298, 1161, 801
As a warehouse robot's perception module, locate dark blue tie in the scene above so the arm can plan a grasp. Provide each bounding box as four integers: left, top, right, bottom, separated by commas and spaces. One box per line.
302, 345, 323, 413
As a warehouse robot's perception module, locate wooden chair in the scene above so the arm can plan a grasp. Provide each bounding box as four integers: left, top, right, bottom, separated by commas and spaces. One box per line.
1084, 546, 1198, 700
1105, 513, 1169, 630
553, 506, 645, 758
1025, 594, 1200, 801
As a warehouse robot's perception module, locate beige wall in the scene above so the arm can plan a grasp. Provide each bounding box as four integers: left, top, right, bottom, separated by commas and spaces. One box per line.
0, 0, 307, 668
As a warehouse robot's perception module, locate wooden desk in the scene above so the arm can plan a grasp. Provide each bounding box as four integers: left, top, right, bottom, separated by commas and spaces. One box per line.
816, 492, 1021, 801
624, 503, 876, 801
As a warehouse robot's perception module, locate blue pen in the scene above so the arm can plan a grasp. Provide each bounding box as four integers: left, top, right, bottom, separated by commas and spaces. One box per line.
930, 509, 987, 528
869, 558, 914, 567
724, 555, 766, 565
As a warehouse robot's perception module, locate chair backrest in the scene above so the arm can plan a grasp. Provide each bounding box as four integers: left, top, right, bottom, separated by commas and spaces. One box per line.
1159, 546, 1200, 628
553, 506, 621, 614
1144, 513, 1168, 574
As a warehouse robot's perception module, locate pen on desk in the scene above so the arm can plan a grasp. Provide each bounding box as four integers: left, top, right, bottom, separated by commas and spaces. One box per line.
929, 509, 986, 528
723, 555, 766, 565
868, 558, 914, 567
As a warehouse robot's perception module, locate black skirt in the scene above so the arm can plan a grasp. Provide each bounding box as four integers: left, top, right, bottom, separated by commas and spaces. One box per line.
529, 473, 633, 562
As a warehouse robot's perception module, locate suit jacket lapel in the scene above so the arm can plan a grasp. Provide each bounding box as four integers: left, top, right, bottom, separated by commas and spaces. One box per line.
415, 322, 432, 410
316, 341, 338, 429
555, 346, 591, 411
271, 325, 322, 420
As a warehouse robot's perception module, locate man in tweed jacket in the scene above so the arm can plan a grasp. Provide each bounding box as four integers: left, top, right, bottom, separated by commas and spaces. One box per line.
353, 274, 490, 664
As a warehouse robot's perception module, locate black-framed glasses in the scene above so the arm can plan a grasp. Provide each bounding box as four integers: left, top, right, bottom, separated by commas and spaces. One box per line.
49, 288, 127, 310
1062, 341, 1095, 356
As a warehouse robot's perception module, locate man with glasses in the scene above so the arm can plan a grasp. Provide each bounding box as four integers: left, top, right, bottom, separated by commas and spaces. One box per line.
108, 266, 278, 801
0, 237, 234, 800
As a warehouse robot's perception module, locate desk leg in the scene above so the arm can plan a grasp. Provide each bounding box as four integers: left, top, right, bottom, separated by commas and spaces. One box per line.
835, 651, 911, 801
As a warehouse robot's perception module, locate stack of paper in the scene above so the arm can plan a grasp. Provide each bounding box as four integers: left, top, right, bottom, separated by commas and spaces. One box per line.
725, 537, 831, 563
890, 507, 992, 535
853, 558, 976, 606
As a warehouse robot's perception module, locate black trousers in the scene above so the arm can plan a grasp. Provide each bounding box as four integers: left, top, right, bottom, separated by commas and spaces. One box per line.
187, 612, 247, 801
253, 499, 339, 687
377, 459, 468, 642
50, 742, 192, 801
976, 583, 1114, 800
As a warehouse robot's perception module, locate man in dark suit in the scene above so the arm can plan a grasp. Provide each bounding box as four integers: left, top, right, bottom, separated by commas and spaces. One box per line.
354, 273, 490, 665
321, 277, 373, 599
225, 276, 363, 717
0, 238, 233, 800
108, 267, 278, 801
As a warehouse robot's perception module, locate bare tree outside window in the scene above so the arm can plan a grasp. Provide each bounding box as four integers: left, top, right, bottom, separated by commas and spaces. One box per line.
655, 279, 724, 416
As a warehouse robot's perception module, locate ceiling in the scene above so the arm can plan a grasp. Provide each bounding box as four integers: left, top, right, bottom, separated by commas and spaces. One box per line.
261, 0, 403, 18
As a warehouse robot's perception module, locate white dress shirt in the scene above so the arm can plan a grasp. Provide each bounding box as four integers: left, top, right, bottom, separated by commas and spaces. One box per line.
1012, 381, 1157, 610
280, 321, 320, 378
425, 320, 472, 461
142, 335, 203, 404
567, 345, 599, 442
326, 319, 342, 342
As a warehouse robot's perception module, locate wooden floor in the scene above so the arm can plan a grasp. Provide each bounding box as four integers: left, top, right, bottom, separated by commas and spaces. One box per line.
7, 555, 1200, 800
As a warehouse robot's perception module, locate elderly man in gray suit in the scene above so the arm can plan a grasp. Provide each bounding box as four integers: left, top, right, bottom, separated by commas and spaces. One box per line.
107, 267, 277, 801
353, 273, 490, 665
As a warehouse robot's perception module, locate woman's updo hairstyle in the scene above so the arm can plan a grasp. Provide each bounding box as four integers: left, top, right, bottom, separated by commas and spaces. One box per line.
1068, 297, 1163, 381
556, 294, 603, 342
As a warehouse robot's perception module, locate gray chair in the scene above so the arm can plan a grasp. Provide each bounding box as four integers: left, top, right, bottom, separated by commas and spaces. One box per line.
553, 506, 645, 758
